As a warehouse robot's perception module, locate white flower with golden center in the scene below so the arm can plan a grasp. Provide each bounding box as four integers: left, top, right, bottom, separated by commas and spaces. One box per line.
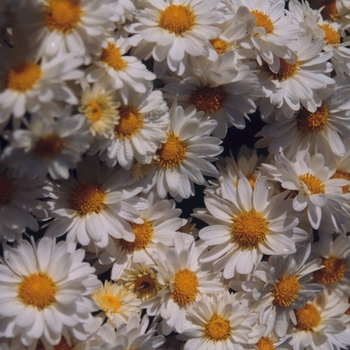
256, 76, 350, 159
235, 244, 323, 338
92, 280, 141, 328
0, 165, 48, 242
142, 233, 225, 335
141, 100, 222, 201
95, 88, 169, 170
262, 152, 350, 230
178, 291, 263, 350
312, 234, 350, 297
288, 289, 349, 350
79, 82, 120, 138
126, 0, 224, 77
0, 237, 99, 348
1, 111, 91, 180
85, 31, 155, 96
44, 155, 147, 250
17, 0, 116, 63
0, 42, 83, 127
196, 173, 305, 278
163, 52, 262, 139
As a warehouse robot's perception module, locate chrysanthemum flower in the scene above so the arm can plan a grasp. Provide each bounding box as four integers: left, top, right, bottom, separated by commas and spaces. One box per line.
126, 0, 225, 77
44, 155, 147, 250
17, 0, 116, 63
235, 244, 323, 337
0, 237, 100, 348
178, 291, 263, 350
195, 173, 305, 278
1, 110, 92, 180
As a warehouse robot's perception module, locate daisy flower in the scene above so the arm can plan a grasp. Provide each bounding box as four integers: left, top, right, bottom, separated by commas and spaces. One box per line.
0, 42, 83, 127
143, 233, 226, 335
92, 280, 141, 328
94, 87, 169, 170
17, 0, 116, 63
195, 173, 305, 278
178, 291, 263, 350
104, 191, 186, 280
141, 100, 222, 201
311, 233, 350, 297
236, 244, 323, 337
44, 155, 148, 250
1, 109, 92, 180
92, 314, 166, 350
126, 0, 224, 77
255, 76, 350, 158
78, 82, 120, 139
261, 152, 350, 230
85, 31, 155, 97
287, 289, 349, 350
163, 51, 262, 139
0, 237, 100, 348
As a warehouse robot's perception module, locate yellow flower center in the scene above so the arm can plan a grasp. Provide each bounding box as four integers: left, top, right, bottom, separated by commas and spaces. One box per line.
69, 182, 106, 216
18, 272, 57, 310
272, 275, 301, 307
273, 58, 299, 82
6, 62, 42, 92
318, 23, 340, 45
36, 337, 72, 350
203, 313, 231, 342
210, 38, 229, 54
86, 100, 103, 123
0, 172, 15, 206
256, 337, 275, 350
44, 0, 82, 34
156, 132, 187, 168
251, 10, 274, 34
296, 104, 328, 134
114, 105, 144, 139
190, 85, 227, 114
321, 1, 340, 21
119, 219, 154, 252
33, 134, 66, 159
295, 304, 321, 331
172, 268, 199, 306
134, 275, 157, 295
299, 173, 326, 195
331, 170, 350, 194
230, 210, 268, 249
101, 42, 128, 71
313, 256, 346, 284
101, 295, 121, 313
158, 5, 196, 35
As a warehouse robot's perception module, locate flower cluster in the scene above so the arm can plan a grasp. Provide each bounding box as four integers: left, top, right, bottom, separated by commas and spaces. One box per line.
1, 0, 350, 349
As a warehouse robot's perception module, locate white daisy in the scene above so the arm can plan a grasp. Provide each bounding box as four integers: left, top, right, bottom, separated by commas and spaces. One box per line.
235, 244, 323, 337
0, 42, 83, 128
163, 52, 262, 139
92, 280, 141, 329
140, 100, 222, 201
261, 152, 350, 230
143, 233, 226, 335
255, 75, 350, 158
0, 236, 100, 348
178, 291, 263, 350
0, 164, 48, 243
92, 314, 166, 350
126, 0, 224, 77
85, 30, 155, 97
17, 0, 116, 63
44, 155, 148, 250
1, 109, 92, 180
195, 173, 305, 278
94, 87, 169, 170
287, 289, 349, 350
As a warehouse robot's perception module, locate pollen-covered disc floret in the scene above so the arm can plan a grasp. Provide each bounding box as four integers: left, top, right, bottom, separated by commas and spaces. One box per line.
0, 237, 99, 348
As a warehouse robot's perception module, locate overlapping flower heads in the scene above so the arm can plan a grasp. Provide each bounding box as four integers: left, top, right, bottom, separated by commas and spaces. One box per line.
1, 0, 350, 349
